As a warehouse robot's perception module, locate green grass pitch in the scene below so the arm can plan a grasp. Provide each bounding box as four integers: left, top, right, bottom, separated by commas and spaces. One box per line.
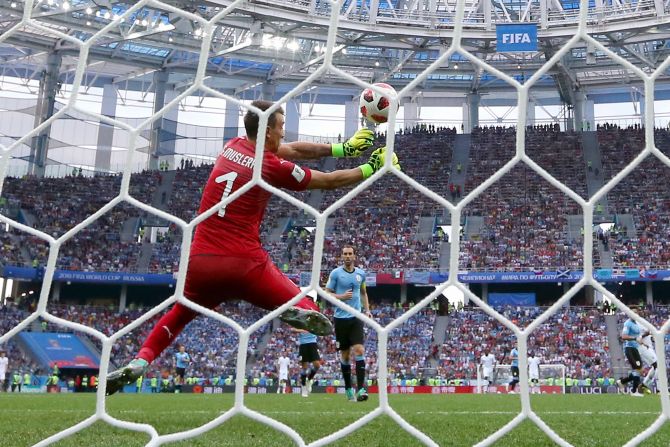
1, 393, 669, 446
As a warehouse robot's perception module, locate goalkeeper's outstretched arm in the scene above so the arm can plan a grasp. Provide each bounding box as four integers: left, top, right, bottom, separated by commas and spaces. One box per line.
277, 129, 375, 160
307, 147, 401, 190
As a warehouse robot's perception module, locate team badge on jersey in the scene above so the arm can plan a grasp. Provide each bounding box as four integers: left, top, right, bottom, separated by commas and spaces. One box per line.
355, 274, 362, 282
292, 165, 305, 182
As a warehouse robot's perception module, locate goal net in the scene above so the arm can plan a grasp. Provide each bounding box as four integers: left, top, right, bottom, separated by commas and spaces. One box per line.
477, 364, 566, 394
0, 0, 669, 446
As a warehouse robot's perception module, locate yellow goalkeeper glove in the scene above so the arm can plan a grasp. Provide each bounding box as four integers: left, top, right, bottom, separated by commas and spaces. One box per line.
359, 147, 401, 179
331, 128, 375, 157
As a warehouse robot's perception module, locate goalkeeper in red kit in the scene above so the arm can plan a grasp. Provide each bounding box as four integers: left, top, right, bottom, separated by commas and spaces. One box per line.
106, 100, 401, 395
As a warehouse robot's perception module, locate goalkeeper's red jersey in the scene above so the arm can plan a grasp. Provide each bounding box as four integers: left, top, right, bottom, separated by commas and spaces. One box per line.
191, 136, 311, 257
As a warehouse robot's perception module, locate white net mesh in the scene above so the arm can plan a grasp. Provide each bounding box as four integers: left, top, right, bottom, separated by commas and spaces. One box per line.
0, 0, 669, 446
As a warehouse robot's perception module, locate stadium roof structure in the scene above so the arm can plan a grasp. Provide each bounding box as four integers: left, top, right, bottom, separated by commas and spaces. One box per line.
1, 0, 670, 106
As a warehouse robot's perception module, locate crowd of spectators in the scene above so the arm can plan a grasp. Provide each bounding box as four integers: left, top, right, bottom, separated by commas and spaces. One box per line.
437, 305, 612, 383
0, 229, 25, 266
1, 170, 160, 271
2, 126, 670, 275
0, 307, 43, 376
140, 127, 454, 274
5, 302, 667, 388
599, 127, 670, 269
46, 302, 270, 380
460, 126, 585, 271
255, 304, 437, 384
314, 127, 455, 272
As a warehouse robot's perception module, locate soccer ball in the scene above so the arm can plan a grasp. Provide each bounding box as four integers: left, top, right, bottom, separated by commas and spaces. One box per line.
359, 82, 397, 125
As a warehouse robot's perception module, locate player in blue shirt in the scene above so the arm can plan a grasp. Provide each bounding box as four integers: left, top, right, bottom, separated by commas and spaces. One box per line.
616, 310, 646, 397
296, 330, 321, 397
325, 245, 371, 402
174, 345, 191, 393
507, 346, 519, 394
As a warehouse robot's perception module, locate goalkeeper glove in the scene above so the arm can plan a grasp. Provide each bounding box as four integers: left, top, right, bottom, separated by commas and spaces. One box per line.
331, 128, 375, 157
359, 147, 401, 179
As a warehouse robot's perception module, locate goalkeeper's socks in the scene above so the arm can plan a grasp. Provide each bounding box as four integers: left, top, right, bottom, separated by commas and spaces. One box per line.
308, 366, 319, 381
341, 362, 352, 390
137, 303, 196, 363
130, 358, 149, 369
355, 356, 366, 390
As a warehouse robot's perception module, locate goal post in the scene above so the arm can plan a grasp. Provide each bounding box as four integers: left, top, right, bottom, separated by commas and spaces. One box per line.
477, 364, 566, 394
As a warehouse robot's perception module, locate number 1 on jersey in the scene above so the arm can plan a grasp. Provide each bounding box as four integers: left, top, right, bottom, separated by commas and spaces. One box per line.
215, 171, 238, 217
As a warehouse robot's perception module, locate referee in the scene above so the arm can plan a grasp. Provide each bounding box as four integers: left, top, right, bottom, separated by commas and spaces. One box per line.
325, 244, 371, 402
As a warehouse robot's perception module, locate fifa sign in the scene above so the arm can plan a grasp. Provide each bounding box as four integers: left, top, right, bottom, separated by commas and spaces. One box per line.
502, 33, 532, 44
496, 24, 538, 52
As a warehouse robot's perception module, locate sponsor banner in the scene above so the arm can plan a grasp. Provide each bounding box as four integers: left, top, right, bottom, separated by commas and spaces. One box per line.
370, 385, 563, 394
202, 386, 229, 394
2, 266, 175, 285
5, 265, 670, 286
2, 266, 41, 281
404, 270, 431, 285
18, 332, 100, 369
197, 385, 564, 394
373, 385, 477, 394
46, 385, 61, 393
595, 268, 643, 281
16, 385, 46, 393
489, 292, 536, 306
457, 270, 584, 283
595, 269, 615, 280
375, 272, 402, 285
53, 270, 176, 285
365, 273, 377, 287
478, 385, 563, 394
200, 386, 277, 394
566, 386, 622, 394
496, 24, 538, 52
428, 270, 585, 284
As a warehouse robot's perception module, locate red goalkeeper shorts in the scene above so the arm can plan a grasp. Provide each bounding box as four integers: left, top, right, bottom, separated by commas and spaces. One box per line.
183, 252, 318, 312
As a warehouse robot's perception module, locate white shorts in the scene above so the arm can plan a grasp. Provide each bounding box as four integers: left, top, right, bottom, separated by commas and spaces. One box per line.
279, 371, 288, 381
638, 344, 657, 366
482, 368, 493, 380
529, 371, 540, 381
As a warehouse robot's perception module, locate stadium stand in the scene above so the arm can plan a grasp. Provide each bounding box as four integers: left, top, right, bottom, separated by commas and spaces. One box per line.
461, 126, 586, 271
4, 127, 670, 274
45, 302, 270, 381
6, 302, 665, 388
599, 127, 670, 269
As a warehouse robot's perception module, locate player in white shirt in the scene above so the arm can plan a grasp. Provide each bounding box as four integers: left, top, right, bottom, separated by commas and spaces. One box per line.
276, 353, 291, 394
528, 353, 542, 393
638, 331, 658, 391
0, 349, 8, 392
479, 349, 496, 392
